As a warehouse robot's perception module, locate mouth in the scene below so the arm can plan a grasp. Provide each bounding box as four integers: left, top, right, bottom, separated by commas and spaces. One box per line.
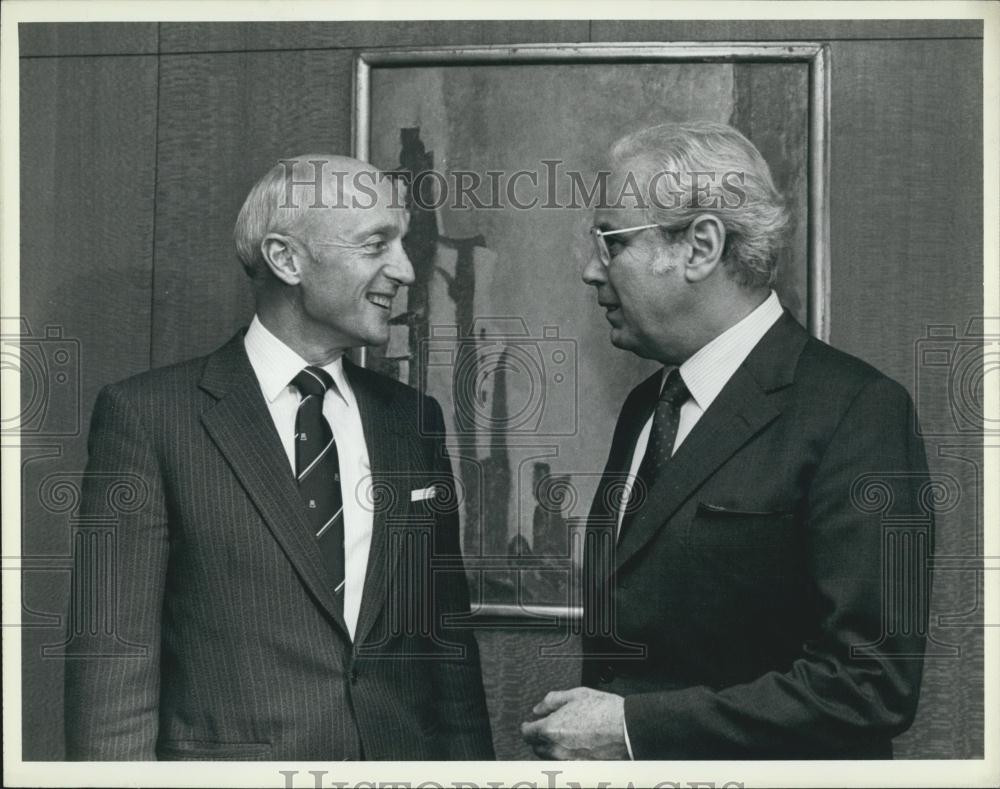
599, 302, 621, 315
366, 292, 394, 311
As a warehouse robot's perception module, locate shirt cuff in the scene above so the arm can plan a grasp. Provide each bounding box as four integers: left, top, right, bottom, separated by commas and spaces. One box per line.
623, 713, 635, 759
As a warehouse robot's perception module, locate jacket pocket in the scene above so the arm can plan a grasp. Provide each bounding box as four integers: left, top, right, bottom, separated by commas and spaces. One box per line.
689, 503, 796, 548
156, 739, 272, 761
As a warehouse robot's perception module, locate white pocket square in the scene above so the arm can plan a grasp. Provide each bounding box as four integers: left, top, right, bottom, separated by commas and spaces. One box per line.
410, 485, 438, 502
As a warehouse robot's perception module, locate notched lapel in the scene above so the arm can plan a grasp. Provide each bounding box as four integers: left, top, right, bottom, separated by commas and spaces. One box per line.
588, 372, 662, 527
198, 334, 350, 635
614, 365, 781, 572
612, 312, 808, 572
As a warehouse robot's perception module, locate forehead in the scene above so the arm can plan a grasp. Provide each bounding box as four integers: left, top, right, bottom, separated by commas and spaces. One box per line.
307, 175, 409, 237
592, 160, 651, 226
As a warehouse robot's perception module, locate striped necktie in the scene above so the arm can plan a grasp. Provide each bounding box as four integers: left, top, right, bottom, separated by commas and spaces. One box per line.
291, 366, 345, 609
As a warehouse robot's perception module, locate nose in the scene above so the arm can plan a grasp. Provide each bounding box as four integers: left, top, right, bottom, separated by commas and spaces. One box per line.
386, 241, 416, 286
582, 250, 607, 287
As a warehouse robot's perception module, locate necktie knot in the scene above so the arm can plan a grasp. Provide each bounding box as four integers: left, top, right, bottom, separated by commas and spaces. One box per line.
291, 366, 333, 399
659, 369, 689, 409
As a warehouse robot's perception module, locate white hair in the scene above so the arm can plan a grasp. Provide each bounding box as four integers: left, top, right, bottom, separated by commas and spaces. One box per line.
610, 121, 789, 289
233, 155, 384, 281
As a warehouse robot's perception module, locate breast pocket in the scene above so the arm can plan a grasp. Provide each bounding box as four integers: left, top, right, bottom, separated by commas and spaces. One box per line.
687, 502, 799, 577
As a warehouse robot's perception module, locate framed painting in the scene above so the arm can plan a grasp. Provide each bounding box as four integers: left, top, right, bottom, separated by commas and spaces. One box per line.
353, 43, 830, 618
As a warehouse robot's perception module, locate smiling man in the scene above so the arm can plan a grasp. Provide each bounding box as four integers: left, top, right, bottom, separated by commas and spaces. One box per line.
65, 155, 494, 760
522, 122, 932, 759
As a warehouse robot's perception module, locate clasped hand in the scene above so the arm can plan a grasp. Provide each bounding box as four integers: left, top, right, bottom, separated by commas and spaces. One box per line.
520, 687, 629, 760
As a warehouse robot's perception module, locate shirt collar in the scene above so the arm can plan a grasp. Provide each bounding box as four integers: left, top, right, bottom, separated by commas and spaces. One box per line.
244, 315, 353, 407
672, 290, 784, 411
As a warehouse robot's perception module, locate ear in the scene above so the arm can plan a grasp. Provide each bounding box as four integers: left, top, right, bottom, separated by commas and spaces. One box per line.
261, 233, 304, 286
683, 214, 726, 283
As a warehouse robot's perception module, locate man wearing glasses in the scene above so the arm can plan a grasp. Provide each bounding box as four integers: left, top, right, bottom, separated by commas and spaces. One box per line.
522, 122, 931, 759
65, 155, 494, 760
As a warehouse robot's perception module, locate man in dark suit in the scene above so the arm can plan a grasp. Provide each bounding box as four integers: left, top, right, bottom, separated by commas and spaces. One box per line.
65, 155, 494, 760
522, 122, 931, 759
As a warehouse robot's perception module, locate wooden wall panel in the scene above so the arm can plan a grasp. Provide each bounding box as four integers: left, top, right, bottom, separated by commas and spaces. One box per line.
150, 49, 354, 366
826, 37, 984, 759
18, 23, 158, 57
592, 19, 983, 41
19, 55, 159, 759
159, 20, 589, 53
828, 38, 983, 379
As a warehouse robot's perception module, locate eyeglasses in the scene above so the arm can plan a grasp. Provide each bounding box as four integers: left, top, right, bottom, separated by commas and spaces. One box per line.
589, 223, 675, 267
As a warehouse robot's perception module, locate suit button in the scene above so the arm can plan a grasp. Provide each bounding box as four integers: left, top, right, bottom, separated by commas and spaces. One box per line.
350, 667, 359, 684
599, 664, 615, 683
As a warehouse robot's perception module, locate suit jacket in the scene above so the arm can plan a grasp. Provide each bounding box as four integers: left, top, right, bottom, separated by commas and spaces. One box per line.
65, 332, 494, 761
582, 312, 932, 759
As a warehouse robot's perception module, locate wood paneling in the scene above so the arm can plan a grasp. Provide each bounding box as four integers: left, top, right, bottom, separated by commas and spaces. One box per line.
150, 49, 354, 366
19, 54, 159, 456
18, 23, 158, 57
19, 55, 159, 760
828, 39, 983, 381
592, 19, 983, 42
159, 20, 588, 53
827, 37, 984, 759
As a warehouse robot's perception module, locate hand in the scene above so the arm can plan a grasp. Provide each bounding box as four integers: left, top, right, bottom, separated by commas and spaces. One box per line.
520, 687, 629, 760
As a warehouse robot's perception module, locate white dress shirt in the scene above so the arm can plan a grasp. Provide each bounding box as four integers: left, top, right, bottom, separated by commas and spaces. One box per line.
619, 290, 784, 757
244, 315, 373, 640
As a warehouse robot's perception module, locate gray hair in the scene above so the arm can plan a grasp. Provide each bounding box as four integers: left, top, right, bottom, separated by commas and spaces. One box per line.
234, 154, 372, 281
234, 158, 303, 281
609, 121, 789, 289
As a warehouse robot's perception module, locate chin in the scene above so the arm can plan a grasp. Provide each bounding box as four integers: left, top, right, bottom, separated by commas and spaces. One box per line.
363, 328, 391, 348
609, 328, 637, 353
610, 329, 660, 361
352, 316, 388, 346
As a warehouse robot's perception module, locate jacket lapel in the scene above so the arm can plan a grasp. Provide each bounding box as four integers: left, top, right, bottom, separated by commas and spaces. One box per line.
344, 359, 414, 647
587, 371, 662, 529
198, 333, 350, 636
613, 312, 809, 573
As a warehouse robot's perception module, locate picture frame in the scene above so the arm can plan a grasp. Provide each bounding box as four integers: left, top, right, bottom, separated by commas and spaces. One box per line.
353, 43, 831, 619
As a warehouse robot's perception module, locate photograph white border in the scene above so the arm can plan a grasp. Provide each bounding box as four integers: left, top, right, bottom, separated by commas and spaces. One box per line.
1, 2, 996, 787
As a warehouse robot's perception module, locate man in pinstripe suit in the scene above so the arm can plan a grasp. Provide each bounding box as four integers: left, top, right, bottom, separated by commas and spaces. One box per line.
65, 155, 494, 760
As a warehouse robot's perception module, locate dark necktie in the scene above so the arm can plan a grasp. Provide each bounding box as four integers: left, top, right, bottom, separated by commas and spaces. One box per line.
619, 368, 690, 538
291, 366, 345, 610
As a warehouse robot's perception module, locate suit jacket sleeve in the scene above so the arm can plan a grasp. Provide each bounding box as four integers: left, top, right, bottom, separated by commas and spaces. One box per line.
623, 375, 932, 758
424, 396, 496, 760
64, 384, 169, 760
